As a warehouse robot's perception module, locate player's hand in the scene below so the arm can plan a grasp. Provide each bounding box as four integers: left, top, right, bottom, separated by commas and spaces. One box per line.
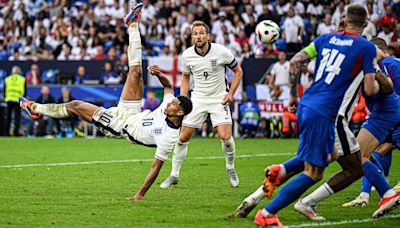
127, 194, 144, 201
288, 96, 298, 113
222, 93, 233, 105
147, 65, 162, 76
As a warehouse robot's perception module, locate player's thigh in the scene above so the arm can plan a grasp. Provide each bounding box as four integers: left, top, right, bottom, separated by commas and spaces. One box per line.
92, 107, 133, 138
375, 142, 394, 156
335, 116, 359, 157
357, 128, 380, 161
297, 105, 335, 168
120, 65, 143, 101
179, 126, 197, 142
66, 100, 99, 122
209, 103, 232, 135
182, 100, 208, 129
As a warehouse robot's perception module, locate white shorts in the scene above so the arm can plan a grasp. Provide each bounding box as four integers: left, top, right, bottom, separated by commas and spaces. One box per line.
335, 115, 360, 156
92, 107, 145, 140
182, 99, 232, 129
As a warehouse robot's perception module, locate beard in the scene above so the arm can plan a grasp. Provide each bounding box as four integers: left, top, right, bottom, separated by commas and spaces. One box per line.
195, 41, 206, 48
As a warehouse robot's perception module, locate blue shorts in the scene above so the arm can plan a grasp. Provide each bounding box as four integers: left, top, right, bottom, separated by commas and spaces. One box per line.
297, 105, 335, 167
362, 111, 400, 144
388, 128, 400, 148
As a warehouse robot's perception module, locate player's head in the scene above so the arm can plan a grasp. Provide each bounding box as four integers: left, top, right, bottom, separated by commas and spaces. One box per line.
165, 96, 193, 118
372, 37, 390, 61
344, 4, 367, 31
191, 20, 209, 49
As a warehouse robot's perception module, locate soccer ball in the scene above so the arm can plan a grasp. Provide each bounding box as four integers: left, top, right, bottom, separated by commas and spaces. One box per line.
255, 20, 281, 44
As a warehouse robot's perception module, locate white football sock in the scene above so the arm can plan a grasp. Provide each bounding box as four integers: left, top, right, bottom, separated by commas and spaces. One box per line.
222, 137, 236, 169
359, 192, 370, 199
244, 186, 264, 205
32, 103, 69, 118
127, 22, 142, 66
383, 189, 396, 198
171, 140, 189, 178
302, 183, 334, 206
279, 164, 287, 177
262, 208, 274, 217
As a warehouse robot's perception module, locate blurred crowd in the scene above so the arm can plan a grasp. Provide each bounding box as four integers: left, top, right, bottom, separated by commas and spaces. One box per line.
1, 0, 400, 63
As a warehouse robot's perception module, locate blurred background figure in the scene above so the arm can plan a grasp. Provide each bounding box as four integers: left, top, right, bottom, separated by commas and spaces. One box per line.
101, 62, 119, 84
74, 66, 90, 85
143, 89, 161, 111
28, 85, 56, 137
26, 64, 41, 86
4, 66, 26, 136
56, 87, 76, 138
239, 99, 260, 138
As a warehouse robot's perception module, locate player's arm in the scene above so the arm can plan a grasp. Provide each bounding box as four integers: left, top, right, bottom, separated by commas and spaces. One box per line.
375, 70, 393, 95
180, 72, 191, 97
147, 65, 174, 95
131, 158, 164, 200
288, 43, 314, 112
222, 64, 243, 105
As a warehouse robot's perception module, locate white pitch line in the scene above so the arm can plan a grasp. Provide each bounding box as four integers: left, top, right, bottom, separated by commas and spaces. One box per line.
0, 152, 295, 168
289, 213, 400, 227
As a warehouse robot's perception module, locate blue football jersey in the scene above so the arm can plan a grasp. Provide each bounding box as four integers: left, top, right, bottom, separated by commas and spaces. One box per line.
363, 56, 400, 113
301, 32, 376, 119
381, 56, 400, 95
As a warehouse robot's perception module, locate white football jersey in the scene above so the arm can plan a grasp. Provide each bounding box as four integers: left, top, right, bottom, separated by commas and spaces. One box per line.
134, 93, 180, 161
182, 42, 238, 100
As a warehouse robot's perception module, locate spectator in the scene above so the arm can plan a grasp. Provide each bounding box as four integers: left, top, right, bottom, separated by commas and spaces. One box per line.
116, 54, 129, 83
332, 1, 346, 26
31, 85, 56, 137
56, 87, 76, 138
268, 51, 290, 88
255, 118, 270, 138
363, 20, 377, 41
235, 29, 249, 49
299, 64, 312, 93
100, 62, 118, 84
211, 11, 234, 38
257, 3, 279, 24
196, 4, 211, 27
26, 64, 41, 86
282, 7, 304, 54
4, 66, 25, 136
241, 4, 258, 24
306, 0, 323, 18
377, 24, 394, 45
57, 44, 73, 60
244, 15, 257, 38
107, 46, 118, 61
74, 66, 90, 85
380, 5, 398, 28
232, 14, 245, 36
390, 22, 400, 57
316, 14, 335, 36
141, 0, 156, 22
8, 49, 26, 61
143, 90, 161, 111
92, 45, 107, 60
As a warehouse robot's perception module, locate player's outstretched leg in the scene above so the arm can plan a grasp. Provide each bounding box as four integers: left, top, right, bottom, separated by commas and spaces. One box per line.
160, 127, 196, 189
20, 97, 99, 123
119, 2, 144, 112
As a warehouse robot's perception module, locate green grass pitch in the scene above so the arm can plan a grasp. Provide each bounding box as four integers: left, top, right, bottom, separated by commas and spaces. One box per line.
0, 138, 399, 227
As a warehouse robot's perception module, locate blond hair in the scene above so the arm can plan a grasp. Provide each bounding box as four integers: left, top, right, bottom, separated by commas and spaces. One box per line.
191, 21, 210, 34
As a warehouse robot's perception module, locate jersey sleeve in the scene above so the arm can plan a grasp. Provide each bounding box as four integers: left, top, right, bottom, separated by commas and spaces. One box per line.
181, 53, 190, 74
154, 132, 178, 161
362, 42, 377, 74
221, 46, 238, 69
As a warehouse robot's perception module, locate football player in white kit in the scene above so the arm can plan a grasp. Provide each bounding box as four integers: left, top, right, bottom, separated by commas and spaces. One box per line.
160, 21, 244, 188
19, 3, 192, 200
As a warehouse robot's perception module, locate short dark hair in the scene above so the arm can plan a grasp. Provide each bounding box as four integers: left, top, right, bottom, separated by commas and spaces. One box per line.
177, 96, 193, 116
346, 4, 367, 28
371, 37, 388, 52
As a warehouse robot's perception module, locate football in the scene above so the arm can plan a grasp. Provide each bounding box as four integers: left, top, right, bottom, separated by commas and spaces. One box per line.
255, 20, 281, 44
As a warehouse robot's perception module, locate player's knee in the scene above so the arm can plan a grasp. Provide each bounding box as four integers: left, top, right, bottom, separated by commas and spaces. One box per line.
179, 134, 192, 143
129, 66, 142, 79
219, 133, 232, 141
66, 100, 82, 114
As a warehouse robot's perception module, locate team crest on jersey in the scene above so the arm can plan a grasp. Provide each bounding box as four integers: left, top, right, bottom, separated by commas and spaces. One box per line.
210, 59, 218, 70
153, 128, 162, 135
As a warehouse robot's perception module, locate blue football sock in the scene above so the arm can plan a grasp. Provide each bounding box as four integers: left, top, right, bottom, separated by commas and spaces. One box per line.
381, 150, 393, 177
372, 151, 384, 172
283, 156, 304, 174
363, 161, 391, 198
361, 176, 372, 194
265, 173, 315, 214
